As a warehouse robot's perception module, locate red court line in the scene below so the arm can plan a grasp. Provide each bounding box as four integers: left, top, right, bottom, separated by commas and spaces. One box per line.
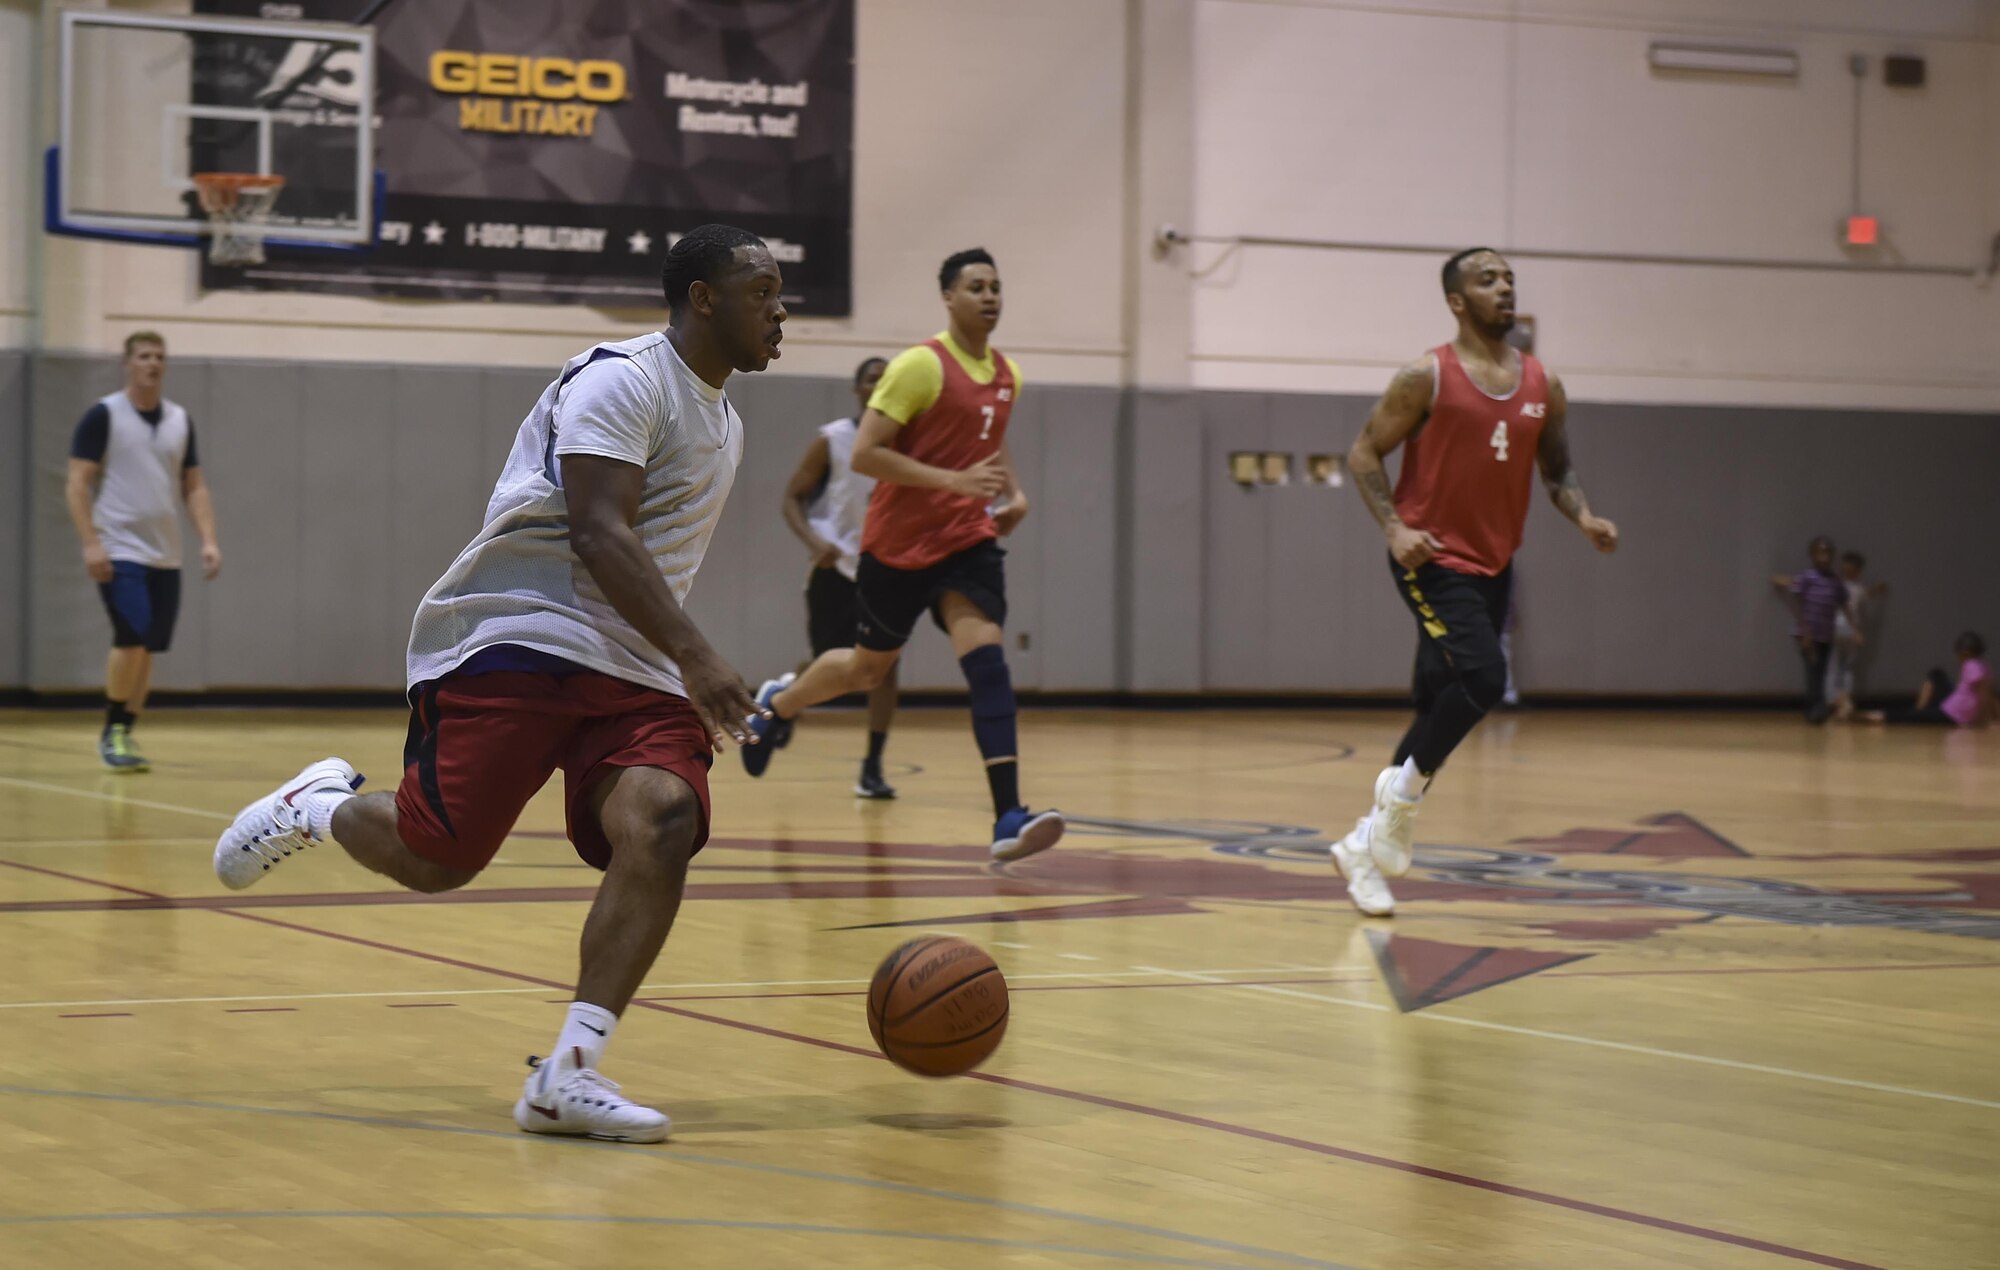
0, 855, 166, 900
9, 863, 1992, 984
386, 1002, 457, 1009
632, 977, 1351, 1005
225, 1007, 298, 1014
58, 1012, 132, 1019
642, 1001, 1888, 1270
0, 855, 1896, 1270
0, 875, 1064, 913
1544, 960, 2000, 981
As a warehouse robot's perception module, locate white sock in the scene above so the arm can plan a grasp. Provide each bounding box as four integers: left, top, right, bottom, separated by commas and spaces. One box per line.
302, 788, 355, 842
1393, 757, 1428, 801
555, 1002, 618, 1071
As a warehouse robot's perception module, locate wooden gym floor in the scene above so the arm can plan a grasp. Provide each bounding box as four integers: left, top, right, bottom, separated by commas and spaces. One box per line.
0, 705, 1994, 1269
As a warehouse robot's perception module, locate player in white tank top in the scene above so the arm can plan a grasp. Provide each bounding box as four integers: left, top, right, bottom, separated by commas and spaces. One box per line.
782, 357, 901, 797
211, 226, 786, 1145
807, 415, 871, 580
63, 333, 223, 772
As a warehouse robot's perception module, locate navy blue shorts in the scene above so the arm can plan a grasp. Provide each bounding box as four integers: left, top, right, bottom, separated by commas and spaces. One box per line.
98, 562, 181, 652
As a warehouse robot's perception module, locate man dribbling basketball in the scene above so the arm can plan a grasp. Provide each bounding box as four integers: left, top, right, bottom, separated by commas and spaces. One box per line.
209, 225, 781, 1142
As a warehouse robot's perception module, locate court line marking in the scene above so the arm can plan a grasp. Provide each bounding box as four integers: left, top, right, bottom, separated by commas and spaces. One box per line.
0, 838, 213, 849
1133, 967, 2000, 1112
0, 854, 1889, 1270
3, 774, 1991, 1114
0, 1088, 1353, 1270
629, 979, 1344, 1005
0, 969, 1315, 1013
0, 1211, 1259, 1267
632, 1001, 1890, 1270
0, 775, 232, 821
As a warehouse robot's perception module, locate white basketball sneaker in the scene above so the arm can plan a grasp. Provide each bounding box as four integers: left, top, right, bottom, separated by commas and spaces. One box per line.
513, 1047, 671, 1143
1331, 815, 1395, 917
212, 758, 363, 891
1365, 766, 1422, 878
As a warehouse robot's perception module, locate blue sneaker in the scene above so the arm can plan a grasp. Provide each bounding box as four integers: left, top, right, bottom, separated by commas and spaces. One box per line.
740, 674, 796, 777
991, 807, 1065, 862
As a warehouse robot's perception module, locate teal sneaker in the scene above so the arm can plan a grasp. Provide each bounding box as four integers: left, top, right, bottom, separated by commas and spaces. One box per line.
99, 724, 149, 773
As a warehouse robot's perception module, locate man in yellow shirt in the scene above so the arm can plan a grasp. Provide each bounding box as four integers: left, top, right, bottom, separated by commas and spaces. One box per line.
743, 248, 1064, 864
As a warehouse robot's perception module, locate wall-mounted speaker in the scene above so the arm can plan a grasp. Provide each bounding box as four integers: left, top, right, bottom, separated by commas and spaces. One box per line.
1884, 55, 1926, 88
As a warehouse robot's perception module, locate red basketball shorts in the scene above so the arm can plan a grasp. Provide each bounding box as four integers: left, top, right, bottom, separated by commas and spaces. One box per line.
393, 669, 713, 873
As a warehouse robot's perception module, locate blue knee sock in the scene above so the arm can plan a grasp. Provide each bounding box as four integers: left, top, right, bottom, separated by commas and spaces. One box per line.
959, 645, 1020, 818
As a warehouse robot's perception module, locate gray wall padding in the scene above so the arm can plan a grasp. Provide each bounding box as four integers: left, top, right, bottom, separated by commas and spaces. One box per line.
14, 351, 1998, 696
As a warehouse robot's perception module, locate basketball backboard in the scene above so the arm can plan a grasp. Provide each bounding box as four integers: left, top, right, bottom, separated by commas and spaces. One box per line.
52, 8, 377, 251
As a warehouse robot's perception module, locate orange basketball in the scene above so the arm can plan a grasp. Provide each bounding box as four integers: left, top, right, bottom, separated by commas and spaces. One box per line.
866, 935, 1009, 1077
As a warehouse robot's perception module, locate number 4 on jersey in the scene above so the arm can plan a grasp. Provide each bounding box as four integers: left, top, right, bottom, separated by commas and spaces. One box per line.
1489, 420, 1509, 461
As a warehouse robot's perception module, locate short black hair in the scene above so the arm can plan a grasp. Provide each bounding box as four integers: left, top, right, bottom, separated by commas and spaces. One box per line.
1957, 630, 1986, 658
661, 224, 764, 314
853, 356, 888, 388
1810, 535, 1835, 553
1442, 247, 1501, 296
940, 247, 996, 291
1841, 550, 1866, 569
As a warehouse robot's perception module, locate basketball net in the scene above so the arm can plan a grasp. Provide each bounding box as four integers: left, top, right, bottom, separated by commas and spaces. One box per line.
192, 172, 286, 267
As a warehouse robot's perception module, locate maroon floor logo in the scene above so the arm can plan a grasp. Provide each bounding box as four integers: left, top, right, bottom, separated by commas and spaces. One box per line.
332, 810, 2000, 1014
830, 810, 2000, 1011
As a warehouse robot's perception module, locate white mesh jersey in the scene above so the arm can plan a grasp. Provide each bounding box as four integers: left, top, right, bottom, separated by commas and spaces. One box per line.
804, 416, 874, 580
92, 391, 192, 568
405, 332, 743, 697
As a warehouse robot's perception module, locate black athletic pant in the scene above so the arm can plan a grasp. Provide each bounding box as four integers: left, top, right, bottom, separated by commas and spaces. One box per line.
1389, 556, 1512, 775
1798, 640, 1833, 720
1882, 668, 1955, 725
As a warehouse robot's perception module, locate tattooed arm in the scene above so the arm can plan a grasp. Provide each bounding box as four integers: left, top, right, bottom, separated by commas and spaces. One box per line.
1348, 357, 1444, 569
1536, 373, 1618, 554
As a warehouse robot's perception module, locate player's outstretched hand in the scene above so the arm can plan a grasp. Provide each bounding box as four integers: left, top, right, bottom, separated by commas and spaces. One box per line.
1581, 514, 1619, 554
681, 647, 764, 750
993, 492, 1029, 536
949, 454, 1008, 501
1387, 524, 1442, 570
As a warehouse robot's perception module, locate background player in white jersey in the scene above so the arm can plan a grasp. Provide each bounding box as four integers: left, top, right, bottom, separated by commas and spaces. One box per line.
209, 225, 782, 1143
781, 356, 900, 798
65, 332, 223, 771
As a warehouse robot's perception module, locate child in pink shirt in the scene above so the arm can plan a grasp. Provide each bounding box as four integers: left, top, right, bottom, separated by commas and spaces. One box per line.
1865, 632, 1992, 727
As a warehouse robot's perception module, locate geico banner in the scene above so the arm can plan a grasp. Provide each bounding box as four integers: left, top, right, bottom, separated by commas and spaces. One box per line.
196, 0, 854, 311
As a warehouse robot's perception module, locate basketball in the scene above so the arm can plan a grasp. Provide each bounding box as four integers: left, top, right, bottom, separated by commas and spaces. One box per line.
867, 936, 1010, 1077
